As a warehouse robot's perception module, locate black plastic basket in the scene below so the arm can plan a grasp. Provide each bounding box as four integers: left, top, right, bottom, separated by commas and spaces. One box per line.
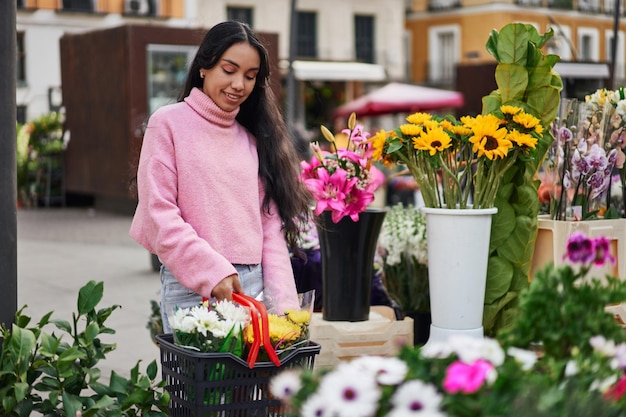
156, 333, 321, 417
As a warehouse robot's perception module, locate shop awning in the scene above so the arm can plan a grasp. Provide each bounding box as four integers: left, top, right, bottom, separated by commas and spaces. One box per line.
553, 62, 610, 79
333, 82, 464, 119
292, 60, 387, 81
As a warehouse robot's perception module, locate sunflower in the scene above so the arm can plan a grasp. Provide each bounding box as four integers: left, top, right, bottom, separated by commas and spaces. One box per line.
513, 112, 541, 131
507, 129, 537, 149
468, 120, 511, 160
501, 105, 522, 116
400, 123, 423, 137
406, 112, 433, 125
413, 126, 453, 156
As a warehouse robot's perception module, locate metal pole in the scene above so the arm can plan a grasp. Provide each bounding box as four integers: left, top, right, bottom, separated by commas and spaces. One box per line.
610, 0, 620, 88
286, 0, 297, 132
0, 1, 18, 336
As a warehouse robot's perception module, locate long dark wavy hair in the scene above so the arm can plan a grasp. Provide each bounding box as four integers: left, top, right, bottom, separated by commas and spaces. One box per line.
179, 21, 311, 254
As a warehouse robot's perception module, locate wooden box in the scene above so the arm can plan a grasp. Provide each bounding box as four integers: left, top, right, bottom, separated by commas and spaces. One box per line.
309, 306, 413, 370
531, 217, 626, 282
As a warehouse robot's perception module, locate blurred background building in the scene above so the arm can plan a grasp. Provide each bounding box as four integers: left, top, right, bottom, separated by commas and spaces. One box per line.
14, 0, 626, 210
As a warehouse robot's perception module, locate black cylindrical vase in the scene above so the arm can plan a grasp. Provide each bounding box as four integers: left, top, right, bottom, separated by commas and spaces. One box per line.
317, 208, 386, 321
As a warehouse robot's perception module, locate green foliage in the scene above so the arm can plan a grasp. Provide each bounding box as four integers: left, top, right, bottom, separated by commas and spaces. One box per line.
500, 263, 626, 360
482, 23, 563, 336
0, 280, 170, 417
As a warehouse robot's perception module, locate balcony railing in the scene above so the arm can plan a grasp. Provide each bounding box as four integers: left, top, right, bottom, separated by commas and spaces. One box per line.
429, 0, 461, 11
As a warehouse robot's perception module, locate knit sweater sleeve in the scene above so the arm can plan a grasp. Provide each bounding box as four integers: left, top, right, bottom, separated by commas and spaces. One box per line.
129, 109, 237, 299
259, 182, 301, 315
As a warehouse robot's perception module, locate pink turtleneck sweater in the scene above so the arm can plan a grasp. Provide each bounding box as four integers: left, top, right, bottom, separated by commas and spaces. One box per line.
130, 87, 300, 313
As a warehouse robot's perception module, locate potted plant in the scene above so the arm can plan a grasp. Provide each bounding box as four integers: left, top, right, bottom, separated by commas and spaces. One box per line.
0, 280, 169, 417
377, 203, 430, 345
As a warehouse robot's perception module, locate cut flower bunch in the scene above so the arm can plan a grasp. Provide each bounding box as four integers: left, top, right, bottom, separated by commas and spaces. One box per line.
369, 24, 560, 210
271, 232, 626, 417
169, 298, 312, 362
301, 112, 382, 223
542, 94, 623, 220
377, 203, 429, 313
370, 108, 543, 209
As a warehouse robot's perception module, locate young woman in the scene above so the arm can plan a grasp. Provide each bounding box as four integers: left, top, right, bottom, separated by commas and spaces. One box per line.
130, 21, 311, 332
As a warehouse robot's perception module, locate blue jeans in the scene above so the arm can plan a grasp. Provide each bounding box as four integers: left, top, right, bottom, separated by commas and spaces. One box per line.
160, 263, 264, 334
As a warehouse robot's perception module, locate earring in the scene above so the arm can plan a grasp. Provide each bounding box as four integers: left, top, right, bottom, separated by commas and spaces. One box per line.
200, 72, 205, 79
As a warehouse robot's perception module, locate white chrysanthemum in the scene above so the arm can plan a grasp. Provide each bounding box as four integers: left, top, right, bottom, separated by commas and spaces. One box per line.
168, 307, 193, 332
350, 356, 408, 385
214, 300, 250, 324
318, 365, 381, 417
388, 379, 444, 416
269, 370, 302, 400
507, 347, 538, 371
301, 393, 331, 417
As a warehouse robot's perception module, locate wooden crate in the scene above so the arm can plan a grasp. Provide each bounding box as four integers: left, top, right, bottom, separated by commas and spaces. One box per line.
531, 217, 626, 282
309, 306, 414, 370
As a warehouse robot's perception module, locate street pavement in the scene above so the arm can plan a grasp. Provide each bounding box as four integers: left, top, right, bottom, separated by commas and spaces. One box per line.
16, 207, 162, 381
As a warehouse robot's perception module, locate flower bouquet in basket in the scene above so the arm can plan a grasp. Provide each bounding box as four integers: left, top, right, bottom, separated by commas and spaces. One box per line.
162, 291, 317, 415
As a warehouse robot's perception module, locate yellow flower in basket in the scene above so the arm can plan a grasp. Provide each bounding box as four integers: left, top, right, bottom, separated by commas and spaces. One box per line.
244, 311, 311, 358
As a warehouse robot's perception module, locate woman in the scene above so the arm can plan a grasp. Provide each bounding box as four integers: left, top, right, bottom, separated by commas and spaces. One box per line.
130, 21, 311, 332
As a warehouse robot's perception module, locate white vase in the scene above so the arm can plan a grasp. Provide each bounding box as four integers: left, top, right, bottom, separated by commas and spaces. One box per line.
420, 206, 497, 347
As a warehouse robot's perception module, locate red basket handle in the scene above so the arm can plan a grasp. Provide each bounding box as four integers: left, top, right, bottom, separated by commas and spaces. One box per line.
202, 294, 281, 368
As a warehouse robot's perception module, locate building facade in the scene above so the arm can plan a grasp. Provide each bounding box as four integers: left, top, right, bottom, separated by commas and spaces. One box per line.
406, 0, 626, 93
16, 0, 407, 130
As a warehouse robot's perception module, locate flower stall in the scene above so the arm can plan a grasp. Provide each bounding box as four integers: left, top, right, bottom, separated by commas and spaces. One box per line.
270, 232, 626, 417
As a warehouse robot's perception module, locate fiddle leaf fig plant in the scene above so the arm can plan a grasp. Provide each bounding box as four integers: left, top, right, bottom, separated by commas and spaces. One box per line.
481, 23, 563, 335
0, 280, 170, 417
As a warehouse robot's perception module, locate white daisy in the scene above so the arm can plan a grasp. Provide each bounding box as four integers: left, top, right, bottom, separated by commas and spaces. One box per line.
318, 366, 381, 417
389, 379, 444, 416
350, 356, 408, 385
269, 370, 302, 401
301, 393, 331, 417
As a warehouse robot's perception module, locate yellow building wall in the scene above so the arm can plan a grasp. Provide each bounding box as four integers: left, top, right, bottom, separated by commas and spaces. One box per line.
407, 11, 626, 83
24, 0, 184, 17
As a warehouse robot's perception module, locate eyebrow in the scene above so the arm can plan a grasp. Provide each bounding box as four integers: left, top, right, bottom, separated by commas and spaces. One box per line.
222, 58, 260, 72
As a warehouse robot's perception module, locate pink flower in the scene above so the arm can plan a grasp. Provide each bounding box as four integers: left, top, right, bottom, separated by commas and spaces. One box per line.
442, 359, 495, 394
564, 232, 595, 264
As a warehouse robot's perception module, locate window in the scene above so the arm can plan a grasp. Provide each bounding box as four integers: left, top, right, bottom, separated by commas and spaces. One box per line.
355, 15, 375, 63
546, 24, 572, 61
578, 28, 599, 61
16, 31, 25, 85
62, 0, 94, 12
227, 7, 253, 26
16, 105, 27, 125
428, 25, 460, 83
296, 12, 317, 58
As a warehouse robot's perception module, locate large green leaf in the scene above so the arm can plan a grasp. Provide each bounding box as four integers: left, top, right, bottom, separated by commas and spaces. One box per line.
485, 256, 514, 304
489, 202, 516, 250
495, 63, 528, 102
496, 23, 530, 65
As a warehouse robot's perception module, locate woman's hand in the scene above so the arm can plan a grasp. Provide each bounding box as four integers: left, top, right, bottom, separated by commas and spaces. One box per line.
211, 274, 243, 301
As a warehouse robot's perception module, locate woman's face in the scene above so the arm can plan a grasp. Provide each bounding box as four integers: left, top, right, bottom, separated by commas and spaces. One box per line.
200, 42, 260, 112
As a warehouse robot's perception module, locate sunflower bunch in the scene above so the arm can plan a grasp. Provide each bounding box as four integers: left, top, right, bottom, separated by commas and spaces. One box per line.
369, 104, 543, 209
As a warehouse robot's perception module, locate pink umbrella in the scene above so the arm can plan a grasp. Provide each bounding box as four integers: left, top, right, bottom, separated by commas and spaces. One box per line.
333, 82, 464, 119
